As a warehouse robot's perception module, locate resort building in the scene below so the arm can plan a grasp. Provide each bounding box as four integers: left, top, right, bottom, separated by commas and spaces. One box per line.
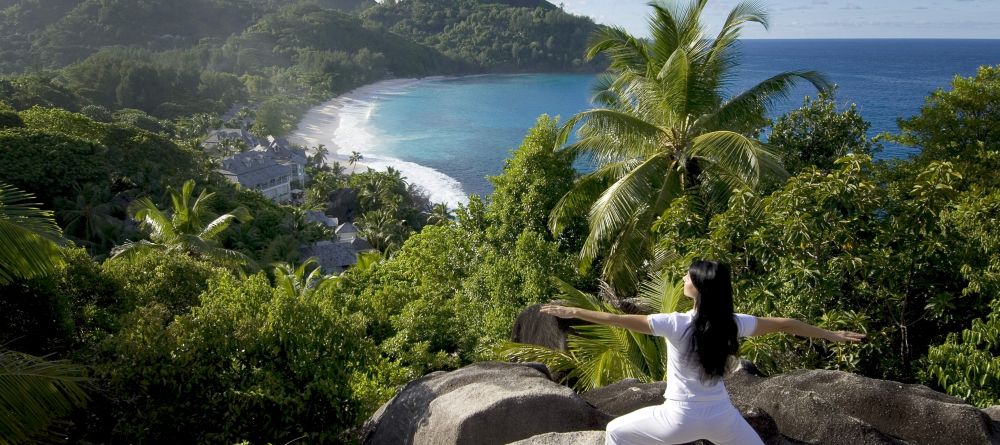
300, 221, 376, 275
218, 151, 293, 202
209, 131, 309, 204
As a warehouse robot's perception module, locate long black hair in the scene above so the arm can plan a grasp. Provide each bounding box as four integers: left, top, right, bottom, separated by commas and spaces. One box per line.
686, 260, 739, 384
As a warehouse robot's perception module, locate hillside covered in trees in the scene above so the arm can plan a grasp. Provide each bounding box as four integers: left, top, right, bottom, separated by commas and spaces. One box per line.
3, 0, 1000, 444
0, 0, 600, 134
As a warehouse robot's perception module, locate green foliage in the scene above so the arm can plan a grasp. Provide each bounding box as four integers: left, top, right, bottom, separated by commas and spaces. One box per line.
0, 128, 110, 208
0, 75, 86, 111
101, 250, 221, 316
112, 180, 254, 270
769, 89, 880, 175
499, 271, 686, 391
363, 0, 597, 71
0, 110, 23, 129
895, 64, 1000, 163
552, 0, 829, 295
0, 182, 64, 285
0, 349, 89, 445
486, 114, 576, 245
95, 273, 376, 443
927, 298, 1000, 407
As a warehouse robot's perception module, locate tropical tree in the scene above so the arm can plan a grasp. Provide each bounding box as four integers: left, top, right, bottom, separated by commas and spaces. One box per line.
427, 203, 453, 226
349, 150, 364, 174
273, 257, 338, 299
550, 0, 829, 294
56, 184, 120, 251
499, 270, 689, 390
111, 180, 254, 269
309, 144, 330, 172
356, 208, 411, 253
0, 182, 89, 444
0, 182, 64, 284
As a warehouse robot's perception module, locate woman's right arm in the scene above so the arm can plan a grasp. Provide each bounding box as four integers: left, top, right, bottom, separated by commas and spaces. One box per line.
752, 317, 866, 343
539, 304, 653, 335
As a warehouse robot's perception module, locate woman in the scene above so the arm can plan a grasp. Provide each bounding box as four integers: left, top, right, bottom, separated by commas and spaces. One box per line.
540, 260, 865, 445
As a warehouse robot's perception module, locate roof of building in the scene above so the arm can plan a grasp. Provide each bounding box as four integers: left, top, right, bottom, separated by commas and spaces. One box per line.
218, 151, 291, 189
202, 128, 257, 147
302, 240, 359, 274
351, 237, 374, 251
305, 210, 339, 228
335, 222, 359, 235
254, 137, 308, 166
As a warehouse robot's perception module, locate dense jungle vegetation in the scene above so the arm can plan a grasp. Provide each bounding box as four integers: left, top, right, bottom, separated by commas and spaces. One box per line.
2, 0, 999, 443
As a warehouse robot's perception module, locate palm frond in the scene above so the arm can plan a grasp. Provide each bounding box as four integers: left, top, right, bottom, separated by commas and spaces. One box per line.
0, 349, 89, 444
582, 153, 670, 263
130, 197, 177, 243
697, 71, 831, 133
198, 212, 242, 241
0, 183, 65, 285
585, 25, 650, 71
690, 130, 787, 190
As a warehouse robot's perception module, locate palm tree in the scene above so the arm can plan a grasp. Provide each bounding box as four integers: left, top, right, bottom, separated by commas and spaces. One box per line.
273, 258, 337, 299
0, 182, 64, 285
498, 270, 689, 390
550, 0, 830, 294
310, 144, 330, 172
427, 203, 453, 226
111, 180, 254, 269
56, 184, 119, 251
0, 183, 89, 443
356, 208, 411, 253
349, 151, 364, 174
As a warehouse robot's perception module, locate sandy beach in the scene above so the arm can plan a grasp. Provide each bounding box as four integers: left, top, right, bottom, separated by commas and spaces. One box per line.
286, 77, 469, 206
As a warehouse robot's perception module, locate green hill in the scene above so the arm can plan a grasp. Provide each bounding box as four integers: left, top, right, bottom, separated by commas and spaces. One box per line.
363, 0, 597, 71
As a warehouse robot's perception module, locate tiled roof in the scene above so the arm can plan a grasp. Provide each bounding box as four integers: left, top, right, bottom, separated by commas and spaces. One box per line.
218, 151, 291, 189
301, 240, 358, 274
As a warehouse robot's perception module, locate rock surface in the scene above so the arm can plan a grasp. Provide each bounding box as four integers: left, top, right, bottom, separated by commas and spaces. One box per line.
361, 361, 612, 445
510, 303, 576, 351
726, 368, 996, 445
364, 360, 999, 445
508, 430, 606, 445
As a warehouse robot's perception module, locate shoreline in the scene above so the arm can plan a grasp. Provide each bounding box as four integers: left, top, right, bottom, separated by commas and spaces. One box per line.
287, 76, 470, 207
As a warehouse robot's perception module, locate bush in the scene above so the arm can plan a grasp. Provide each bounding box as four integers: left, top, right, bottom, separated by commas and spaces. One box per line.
94, 273, 377, 443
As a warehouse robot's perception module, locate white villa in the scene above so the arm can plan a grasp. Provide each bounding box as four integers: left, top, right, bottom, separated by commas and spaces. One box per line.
206, 130, 309, 203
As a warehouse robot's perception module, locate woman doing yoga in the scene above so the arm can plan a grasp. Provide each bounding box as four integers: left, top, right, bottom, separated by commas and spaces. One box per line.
540, 260, 866, 445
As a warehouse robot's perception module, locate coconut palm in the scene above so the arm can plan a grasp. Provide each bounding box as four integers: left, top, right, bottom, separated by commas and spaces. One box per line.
427, 203, 453, 226
0, 182, 89, 443
111, 180, 254, 269
356, 208, 411, 253
0, 182, 64, 285
349, 151, 364, 174
273, 257, 337, 299
498, 269, 689, 390
309, 144, 330, 172
56, 184, 120, 251
551, 0, 830, 294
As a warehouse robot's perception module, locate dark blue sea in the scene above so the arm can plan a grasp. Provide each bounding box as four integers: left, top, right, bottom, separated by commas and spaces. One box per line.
291, 40, 1000, 205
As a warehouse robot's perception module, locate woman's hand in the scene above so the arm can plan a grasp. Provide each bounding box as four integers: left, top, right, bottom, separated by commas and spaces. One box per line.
539, 304, 577, 319
825, 330, 867, 343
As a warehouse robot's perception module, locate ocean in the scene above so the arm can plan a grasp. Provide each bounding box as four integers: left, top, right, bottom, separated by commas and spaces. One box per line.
289, 40, 1000, 207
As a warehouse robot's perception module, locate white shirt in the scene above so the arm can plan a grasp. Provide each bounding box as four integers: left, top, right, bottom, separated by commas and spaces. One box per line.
647, 311, 758, 401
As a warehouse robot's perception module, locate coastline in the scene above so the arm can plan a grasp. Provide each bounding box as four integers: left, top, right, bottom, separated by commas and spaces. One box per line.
287, 76, 470, 207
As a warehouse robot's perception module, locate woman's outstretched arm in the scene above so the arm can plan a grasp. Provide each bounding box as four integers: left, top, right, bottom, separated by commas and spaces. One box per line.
752, 317, 866, 343
539, 304, 653, 335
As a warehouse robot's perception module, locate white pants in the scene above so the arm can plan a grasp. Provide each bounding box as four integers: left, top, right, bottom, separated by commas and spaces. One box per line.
605, 400, 764, 445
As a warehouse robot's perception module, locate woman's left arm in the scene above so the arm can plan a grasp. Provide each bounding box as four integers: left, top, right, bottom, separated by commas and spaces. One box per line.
539, 304, 653, 335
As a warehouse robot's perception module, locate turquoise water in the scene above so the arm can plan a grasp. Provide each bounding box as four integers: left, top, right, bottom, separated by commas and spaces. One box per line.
302, 40, 1000, 205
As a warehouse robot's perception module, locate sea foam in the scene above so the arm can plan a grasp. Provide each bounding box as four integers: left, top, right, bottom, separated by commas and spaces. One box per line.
289, 78, 469, 207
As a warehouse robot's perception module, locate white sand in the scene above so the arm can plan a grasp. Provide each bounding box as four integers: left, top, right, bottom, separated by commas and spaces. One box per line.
287, 78, 469, 207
